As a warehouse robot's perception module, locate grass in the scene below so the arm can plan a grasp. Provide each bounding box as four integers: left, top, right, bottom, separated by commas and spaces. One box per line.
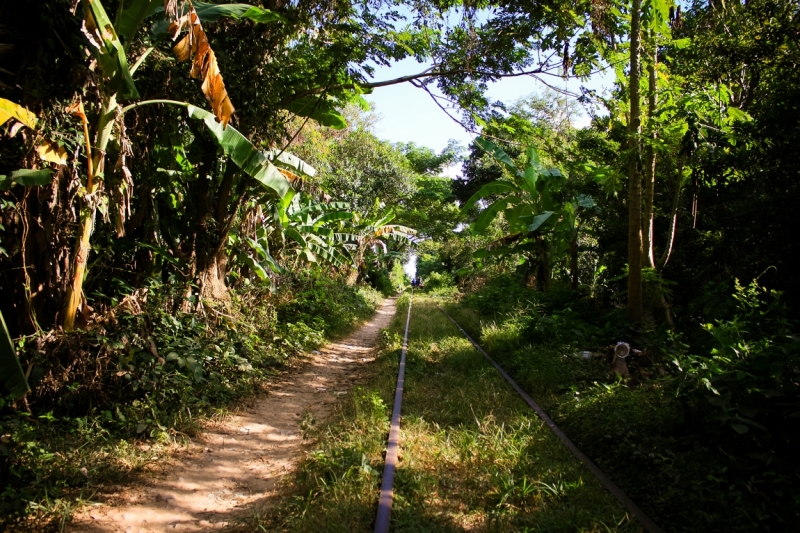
0, 277, 384, 531
437, 282, 800, 533
253, 295, 642, 532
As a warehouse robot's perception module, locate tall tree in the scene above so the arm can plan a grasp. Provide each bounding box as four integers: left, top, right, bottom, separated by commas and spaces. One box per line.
627, 0, 644, 323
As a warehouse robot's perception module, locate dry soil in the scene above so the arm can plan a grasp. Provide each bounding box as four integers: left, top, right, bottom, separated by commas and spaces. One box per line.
69, 297, 397, 532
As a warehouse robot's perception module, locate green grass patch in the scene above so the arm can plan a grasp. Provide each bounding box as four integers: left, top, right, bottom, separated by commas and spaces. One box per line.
255, 296, 641, 532
443, 278, 800, 533
0, 274, 383, 531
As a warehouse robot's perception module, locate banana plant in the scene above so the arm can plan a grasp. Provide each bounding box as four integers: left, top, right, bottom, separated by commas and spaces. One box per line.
462, 137, 582, 292
281, 197, 355, 268
57, 0, 292, 330
0, 310, 29, 400
344, 204, 417, 285
238, 189, 356, 288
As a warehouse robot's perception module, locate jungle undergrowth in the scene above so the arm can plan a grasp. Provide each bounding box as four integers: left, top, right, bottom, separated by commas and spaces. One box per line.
0, 271, 383, 531
443, 276, 800, 533
251, 295, 640, 532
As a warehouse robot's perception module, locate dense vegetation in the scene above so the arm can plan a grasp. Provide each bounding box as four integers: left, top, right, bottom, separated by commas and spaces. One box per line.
1, 0, 798, 530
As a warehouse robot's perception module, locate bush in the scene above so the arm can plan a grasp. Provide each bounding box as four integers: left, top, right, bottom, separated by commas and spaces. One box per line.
0, 270, 382, 527
422, 271, 459, 297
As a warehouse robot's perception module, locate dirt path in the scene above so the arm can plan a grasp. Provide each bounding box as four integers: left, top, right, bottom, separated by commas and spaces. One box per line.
71, 297, 397, 532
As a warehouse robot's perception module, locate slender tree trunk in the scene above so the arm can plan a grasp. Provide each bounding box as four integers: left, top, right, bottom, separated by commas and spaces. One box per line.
657, 153, 686, 271
61, 96, 117, 331
570, 231, 579, 290
642, 36, 658, 268
627, 0, 644, 323
536, 237, 551, 293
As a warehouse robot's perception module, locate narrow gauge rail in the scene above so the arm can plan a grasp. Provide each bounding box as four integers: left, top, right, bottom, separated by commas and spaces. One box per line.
437, 306, 665, 533
374, 291, 413, 533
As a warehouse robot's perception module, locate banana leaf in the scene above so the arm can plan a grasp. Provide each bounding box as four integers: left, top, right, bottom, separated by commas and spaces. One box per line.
0, 311, 29, 400
81, 0, 139, 99
461, 180, 519, 212
188, 106, 290, 198
284, 96, 347, 130
473, 197, 520, 233
266, 150, 317, 177
150, 2, 284, 41
0, 169, 53, 191
117, 0, 163, 47
475, 137, 522, 178
0, 98, 37, 129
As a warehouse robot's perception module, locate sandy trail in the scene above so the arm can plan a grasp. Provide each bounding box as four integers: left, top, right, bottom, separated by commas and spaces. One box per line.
70, 297, 397, 532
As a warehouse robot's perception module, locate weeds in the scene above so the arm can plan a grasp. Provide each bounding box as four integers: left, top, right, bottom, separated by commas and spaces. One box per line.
254, 296, 640, 532
0, 272, 382, 530
448, 277, 800, 532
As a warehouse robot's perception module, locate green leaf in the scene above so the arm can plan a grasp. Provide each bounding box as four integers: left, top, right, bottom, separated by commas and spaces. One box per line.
245, 237, 286, 274
475, 137, 521, 178
81, 0, 139, 99
671, 37, 692, 49
242, 254, 269, 281
522, 165, 538, 193
727, 107, 752, 123
285, 227, 308, 247
192, 1, 284, 24
731, 423, 749, 435
528, 211, 555, 232
306, 241, 351, 268
461, 180, 519, 212
187, 106, 290, 198
284, 96, 347, 129
0, 311, 29, 399
150, 1, 284, 41
0, 169, 54, 190
117, 0, 162, 47
473, 198, 511, 234
313, 211, 353, 227
266, 150, 317, 177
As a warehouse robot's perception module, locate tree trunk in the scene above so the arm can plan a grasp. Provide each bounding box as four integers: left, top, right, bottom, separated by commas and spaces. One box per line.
536, 237, 551, 293
570, 232, 579, 290
626, 0, 644, 323
642, 36, 658, 269
198, 250, 230, 301
656, 153, 686, 271
61, 96, 117, 331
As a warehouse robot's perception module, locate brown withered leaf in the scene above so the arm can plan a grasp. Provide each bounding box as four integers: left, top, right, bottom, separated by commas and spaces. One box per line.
277, 168, 331, 202
65, 101, 86, 121
164, 0, 182, 20
170, 7, 234, 128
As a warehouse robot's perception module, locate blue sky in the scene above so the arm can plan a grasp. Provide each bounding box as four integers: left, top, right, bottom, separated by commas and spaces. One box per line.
363, 58, 616, 158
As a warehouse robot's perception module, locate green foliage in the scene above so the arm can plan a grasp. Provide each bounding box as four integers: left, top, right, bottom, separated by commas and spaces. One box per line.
676, 279, 800, 442
454, 273, 800, 532
0, 312, 28, 400
421, 271, 459, 298
0, 272, 381, 526
276, 271, 382, 338
319, 130, 417, 216
388, 260, 408, 292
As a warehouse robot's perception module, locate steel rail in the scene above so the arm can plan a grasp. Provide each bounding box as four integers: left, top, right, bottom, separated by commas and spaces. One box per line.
437, 306, 665, 533
374, 291, 413, 533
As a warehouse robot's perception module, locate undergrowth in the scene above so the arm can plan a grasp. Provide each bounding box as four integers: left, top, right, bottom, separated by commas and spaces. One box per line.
253, 295, 640, 532
446, 275, 800, 533
0, 271, 382, 531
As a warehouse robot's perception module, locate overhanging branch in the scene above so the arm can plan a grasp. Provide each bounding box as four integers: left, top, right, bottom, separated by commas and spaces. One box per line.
280, 64, 564, 105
